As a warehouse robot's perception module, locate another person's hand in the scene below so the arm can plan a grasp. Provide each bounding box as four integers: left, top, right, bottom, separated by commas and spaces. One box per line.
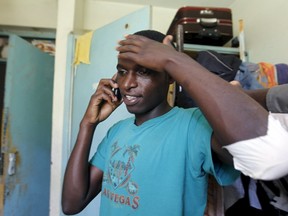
230, 80, 242, 89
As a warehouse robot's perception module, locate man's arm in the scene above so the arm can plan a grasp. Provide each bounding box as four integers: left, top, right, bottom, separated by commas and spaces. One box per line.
117, 34, 268, 146
61, 123, 103, 215
61, 78, 122, 214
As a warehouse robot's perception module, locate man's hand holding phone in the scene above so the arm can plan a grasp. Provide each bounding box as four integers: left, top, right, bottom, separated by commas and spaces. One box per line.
82, 76, 122, 125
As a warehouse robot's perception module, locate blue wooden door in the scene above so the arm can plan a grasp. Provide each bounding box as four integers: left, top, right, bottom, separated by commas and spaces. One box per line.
2, 35, 54, 216
67, 7, 150, 216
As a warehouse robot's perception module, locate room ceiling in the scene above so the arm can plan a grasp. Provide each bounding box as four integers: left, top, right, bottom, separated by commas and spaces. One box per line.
95, 0, 237, 9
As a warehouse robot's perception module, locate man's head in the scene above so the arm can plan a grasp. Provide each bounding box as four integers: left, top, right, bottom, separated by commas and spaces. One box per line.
116, 30, 173, 122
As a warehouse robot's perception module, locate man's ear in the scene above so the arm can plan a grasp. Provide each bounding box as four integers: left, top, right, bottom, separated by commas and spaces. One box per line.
112, 73, 118, 82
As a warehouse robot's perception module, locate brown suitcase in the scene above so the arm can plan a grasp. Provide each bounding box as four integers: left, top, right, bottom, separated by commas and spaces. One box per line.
167, 6, 233, 46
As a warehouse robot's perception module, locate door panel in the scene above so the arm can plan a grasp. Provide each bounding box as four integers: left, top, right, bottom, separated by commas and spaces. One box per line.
2, 35, 54, 216
67, 7, 151, 216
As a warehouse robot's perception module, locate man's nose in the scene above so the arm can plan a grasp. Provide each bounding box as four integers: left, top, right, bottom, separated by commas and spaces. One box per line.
123, 72, 137, 89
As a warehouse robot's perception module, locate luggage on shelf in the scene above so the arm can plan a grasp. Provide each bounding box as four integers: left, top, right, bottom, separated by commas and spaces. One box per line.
167, 6, 233, 46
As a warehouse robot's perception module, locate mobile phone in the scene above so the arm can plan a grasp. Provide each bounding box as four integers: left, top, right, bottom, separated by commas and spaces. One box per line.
112, 88, 122, 100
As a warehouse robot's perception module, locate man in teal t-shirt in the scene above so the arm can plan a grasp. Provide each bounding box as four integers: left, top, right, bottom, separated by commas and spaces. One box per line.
90, 107, 238, 215
62, 30, 269, 215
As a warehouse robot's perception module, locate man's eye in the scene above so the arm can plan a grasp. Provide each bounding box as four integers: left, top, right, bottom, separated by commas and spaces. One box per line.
137, 68, 150, 76
117, 69, 127, 75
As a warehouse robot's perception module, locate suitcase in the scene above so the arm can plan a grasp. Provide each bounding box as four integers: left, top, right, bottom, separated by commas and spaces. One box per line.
167, 6, 233, 46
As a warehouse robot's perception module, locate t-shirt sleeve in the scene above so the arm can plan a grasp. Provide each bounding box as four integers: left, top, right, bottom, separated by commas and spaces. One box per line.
89, 135, 109, 171
89, 124, 118, 171
188, 109, 240, 186
266, 84, 288, 113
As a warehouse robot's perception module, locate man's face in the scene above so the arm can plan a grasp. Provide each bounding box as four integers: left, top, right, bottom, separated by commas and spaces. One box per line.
116, 58, 171, 116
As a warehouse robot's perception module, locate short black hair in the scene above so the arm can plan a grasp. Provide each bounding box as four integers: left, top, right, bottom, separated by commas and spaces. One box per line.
133, 30, 176, 49
133, 30, 166, 43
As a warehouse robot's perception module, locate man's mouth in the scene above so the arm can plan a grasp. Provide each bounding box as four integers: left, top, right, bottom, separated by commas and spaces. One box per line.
123, 95, 140, 106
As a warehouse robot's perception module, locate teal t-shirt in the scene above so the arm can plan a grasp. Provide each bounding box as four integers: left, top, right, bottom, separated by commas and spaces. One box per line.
90, 107, 239, 216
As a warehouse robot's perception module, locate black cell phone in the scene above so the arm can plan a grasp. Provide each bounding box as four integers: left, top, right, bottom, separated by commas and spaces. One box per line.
112, 88, 122, 100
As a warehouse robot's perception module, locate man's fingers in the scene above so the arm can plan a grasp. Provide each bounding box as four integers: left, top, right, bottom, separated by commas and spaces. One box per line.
111, 73, 117, 81
116, 43, 140, 54
124, 34, 147, 41
118, 34, 150, 48
117, 52, 137, 61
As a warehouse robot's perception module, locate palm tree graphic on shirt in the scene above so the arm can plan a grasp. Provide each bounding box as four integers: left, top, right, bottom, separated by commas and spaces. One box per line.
108, 142, 140, 189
